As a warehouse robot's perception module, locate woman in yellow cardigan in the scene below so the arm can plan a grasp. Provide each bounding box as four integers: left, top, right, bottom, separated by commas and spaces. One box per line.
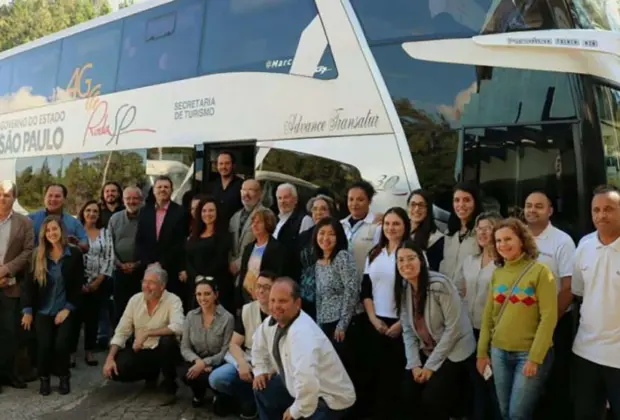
476, 218, 557, 420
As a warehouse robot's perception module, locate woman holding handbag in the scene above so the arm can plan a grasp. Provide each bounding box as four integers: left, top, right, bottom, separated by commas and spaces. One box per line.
476, 218, 557, 420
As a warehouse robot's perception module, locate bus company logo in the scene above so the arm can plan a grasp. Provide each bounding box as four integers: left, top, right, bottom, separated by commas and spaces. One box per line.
83, 100, 156, 147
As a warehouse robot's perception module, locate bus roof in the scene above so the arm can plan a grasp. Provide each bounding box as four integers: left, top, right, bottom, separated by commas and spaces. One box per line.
402, 29, 620, 86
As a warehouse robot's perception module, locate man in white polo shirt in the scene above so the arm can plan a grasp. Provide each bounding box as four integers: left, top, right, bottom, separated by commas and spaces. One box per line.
524, 190, 576, 419
572, 185, 620, 420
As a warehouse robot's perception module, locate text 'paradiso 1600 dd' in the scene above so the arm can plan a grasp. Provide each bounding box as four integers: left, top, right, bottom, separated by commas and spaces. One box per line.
0, 0, 617, 238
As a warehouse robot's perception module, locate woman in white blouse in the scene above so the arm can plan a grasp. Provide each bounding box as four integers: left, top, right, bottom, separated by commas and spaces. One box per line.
361, 207, 410, 419
70, 200, 114, 367
454, 212, 502, 420
439, 183, 484, 280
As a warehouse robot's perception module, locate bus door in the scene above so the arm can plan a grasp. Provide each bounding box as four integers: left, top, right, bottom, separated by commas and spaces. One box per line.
193, 141, 257, 194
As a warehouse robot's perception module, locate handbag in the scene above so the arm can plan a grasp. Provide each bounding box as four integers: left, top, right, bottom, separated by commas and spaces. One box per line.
492, 260, 535, 336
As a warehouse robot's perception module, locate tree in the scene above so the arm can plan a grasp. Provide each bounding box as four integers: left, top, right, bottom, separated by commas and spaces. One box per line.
119, 0, 135, 9
0, 0, 111, 52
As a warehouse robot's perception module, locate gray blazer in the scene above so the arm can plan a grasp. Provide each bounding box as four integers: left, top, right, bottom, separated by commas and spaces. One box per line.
400, 271, 475, 371
229, 204, 266, 261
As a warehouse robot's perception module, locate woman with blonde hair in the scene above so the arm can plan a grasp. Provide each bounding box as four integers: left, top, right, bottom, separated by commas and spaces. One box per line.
21, 216, 84, 396
477, 218, 557, 420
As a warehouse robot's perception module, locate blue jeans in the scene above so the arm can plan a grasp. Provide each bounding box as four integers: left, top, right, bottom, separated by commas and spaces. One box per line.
491, 347, 553, 420
209, 363, 254, 404
254, 375, 348, 420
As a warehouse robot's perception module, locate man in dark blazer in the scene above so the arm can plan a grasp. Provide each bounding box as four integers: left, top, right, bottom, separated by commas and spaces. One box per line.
135, 176, 188, 300
0, 181, 34, 388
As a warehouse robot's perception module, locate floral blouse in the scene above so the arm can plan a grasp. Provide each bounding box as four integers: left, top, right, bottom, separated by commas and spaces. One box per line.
314, 250, 360, 331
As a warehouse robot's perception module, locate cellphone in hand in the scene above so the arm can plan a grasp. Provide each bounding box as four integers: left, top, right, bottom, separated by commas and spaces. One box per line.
483, 365, 493, 381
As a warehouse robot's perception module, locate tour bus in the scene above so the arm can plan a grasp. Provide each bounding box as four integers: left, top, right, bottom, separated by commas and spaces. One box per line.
0, 0, 617, 239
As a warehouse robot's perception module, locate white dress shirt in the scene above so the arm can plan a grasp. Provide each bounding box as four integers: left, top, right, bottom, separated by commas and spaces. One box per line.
252, 311, 356, 419
111, 290, 185, 350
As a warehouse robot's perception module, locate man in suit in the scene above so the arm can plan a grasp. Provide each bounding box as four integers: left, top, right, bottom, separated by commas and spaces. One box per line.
135, 176, 188, 300
229, 179, 265, 277
0, 181, 34, 389
272, 183, 313, 280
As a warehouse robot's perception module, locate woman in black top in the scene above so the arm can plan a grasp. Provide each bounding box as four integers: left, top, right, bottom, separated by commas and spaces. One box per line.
298, 194, 336, 319
180, 196, 233, 313
20, 216, 84, 396
408, 189, 445, 271
236, 208, 285, 310
361, 207, 410, 420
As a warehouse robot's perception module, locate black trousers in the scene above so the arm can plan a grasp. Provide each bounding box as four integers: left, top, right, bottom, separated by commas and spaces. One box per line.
572, 354, 620, 420
367, 316, 406, 420
113, 269, 142, 326
36, 313, 73, 378
111, 335, 179, 392
179, 361, 211, 398
402, 352, 471, 420
71, 288, 103, 353
534, 313, 573, 420
0, 294, 19, 379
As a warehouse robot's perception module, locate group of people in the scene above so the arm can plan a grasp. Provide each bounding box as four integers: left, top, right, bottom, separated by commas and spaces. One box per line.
0, 149, 616, 420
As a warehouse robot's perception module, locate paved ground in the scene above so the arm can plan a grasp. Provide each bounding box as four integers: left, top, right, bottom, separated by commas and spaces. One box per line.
0, 352, 238, 420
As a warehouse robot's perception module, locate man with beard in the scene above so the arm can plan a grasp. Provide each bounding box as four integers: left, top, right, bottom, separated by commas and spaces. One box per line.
211, 151, 244, 225
100, 182, 124, 228
229, 179, 265, 277
109, 186, 144, 324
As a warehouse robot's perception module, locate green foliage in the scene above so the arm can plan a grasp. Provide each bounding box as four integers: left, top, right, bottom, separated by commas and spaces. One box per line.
16, 151, 148, 215
0, 0, 112, 52
393, 97, 459, 208
119, 0, 135, 9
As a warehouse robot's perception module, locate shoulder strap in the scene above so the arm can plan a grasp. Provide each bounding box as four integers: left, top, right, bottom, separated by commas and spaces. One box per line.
493, 260, 536, 332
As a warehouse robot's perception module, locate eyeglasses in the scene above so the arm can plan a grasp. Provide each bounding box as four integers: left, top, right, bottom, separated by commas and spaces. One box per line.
195, 275, 215, 282
255, 284, 272, 291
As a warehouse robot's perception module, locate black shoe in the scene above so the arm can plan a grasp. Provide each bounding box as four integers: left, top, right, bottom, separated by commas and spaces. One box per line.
239, 401, 257, 419
39, 377, 51, 396
8, 375, 27, 389
191, 396, 206, 408
212, 395, 230, 417
58, 376, 70, 395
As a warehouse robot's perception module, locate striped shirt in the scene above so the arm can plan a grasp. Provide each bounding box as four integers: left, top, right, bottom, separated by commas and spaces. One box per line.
84, 228, 114, 281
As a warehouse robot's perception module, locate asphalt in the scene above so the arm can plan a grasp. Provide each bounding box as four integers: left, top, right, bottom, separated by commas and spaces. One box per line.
0, 352, 238, 420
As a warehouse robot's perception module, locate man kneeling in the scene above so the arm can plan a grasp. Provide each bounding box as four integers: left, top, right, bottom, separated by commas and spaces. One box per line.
252, 277, 355, 420
102, 264, 184, 405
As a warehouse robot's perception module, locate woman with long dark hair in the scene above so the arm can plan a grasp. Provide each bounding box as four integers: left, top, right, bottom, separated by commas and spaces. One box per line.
180, 196, 233, 312
408, 189, 444, 271
439, 182, 484, 280
180, 279, 234, 408
398, 240, 476, 419
70, 200, 114, 368
298, 194, 336, 319
361, 207, 409, 419
21, 216, 84, 396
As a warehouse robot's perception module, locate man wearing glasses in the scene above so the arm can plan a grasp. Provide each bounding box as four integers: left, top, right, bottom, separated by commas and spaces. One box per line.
209, 271, 276, 419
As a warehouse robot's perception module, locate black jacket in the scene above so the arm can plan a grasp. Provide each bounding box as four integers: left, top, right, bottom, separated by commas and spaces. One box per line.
21, 244, 84, 312
236, 238, 287, 309
134, 201, 188, 295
